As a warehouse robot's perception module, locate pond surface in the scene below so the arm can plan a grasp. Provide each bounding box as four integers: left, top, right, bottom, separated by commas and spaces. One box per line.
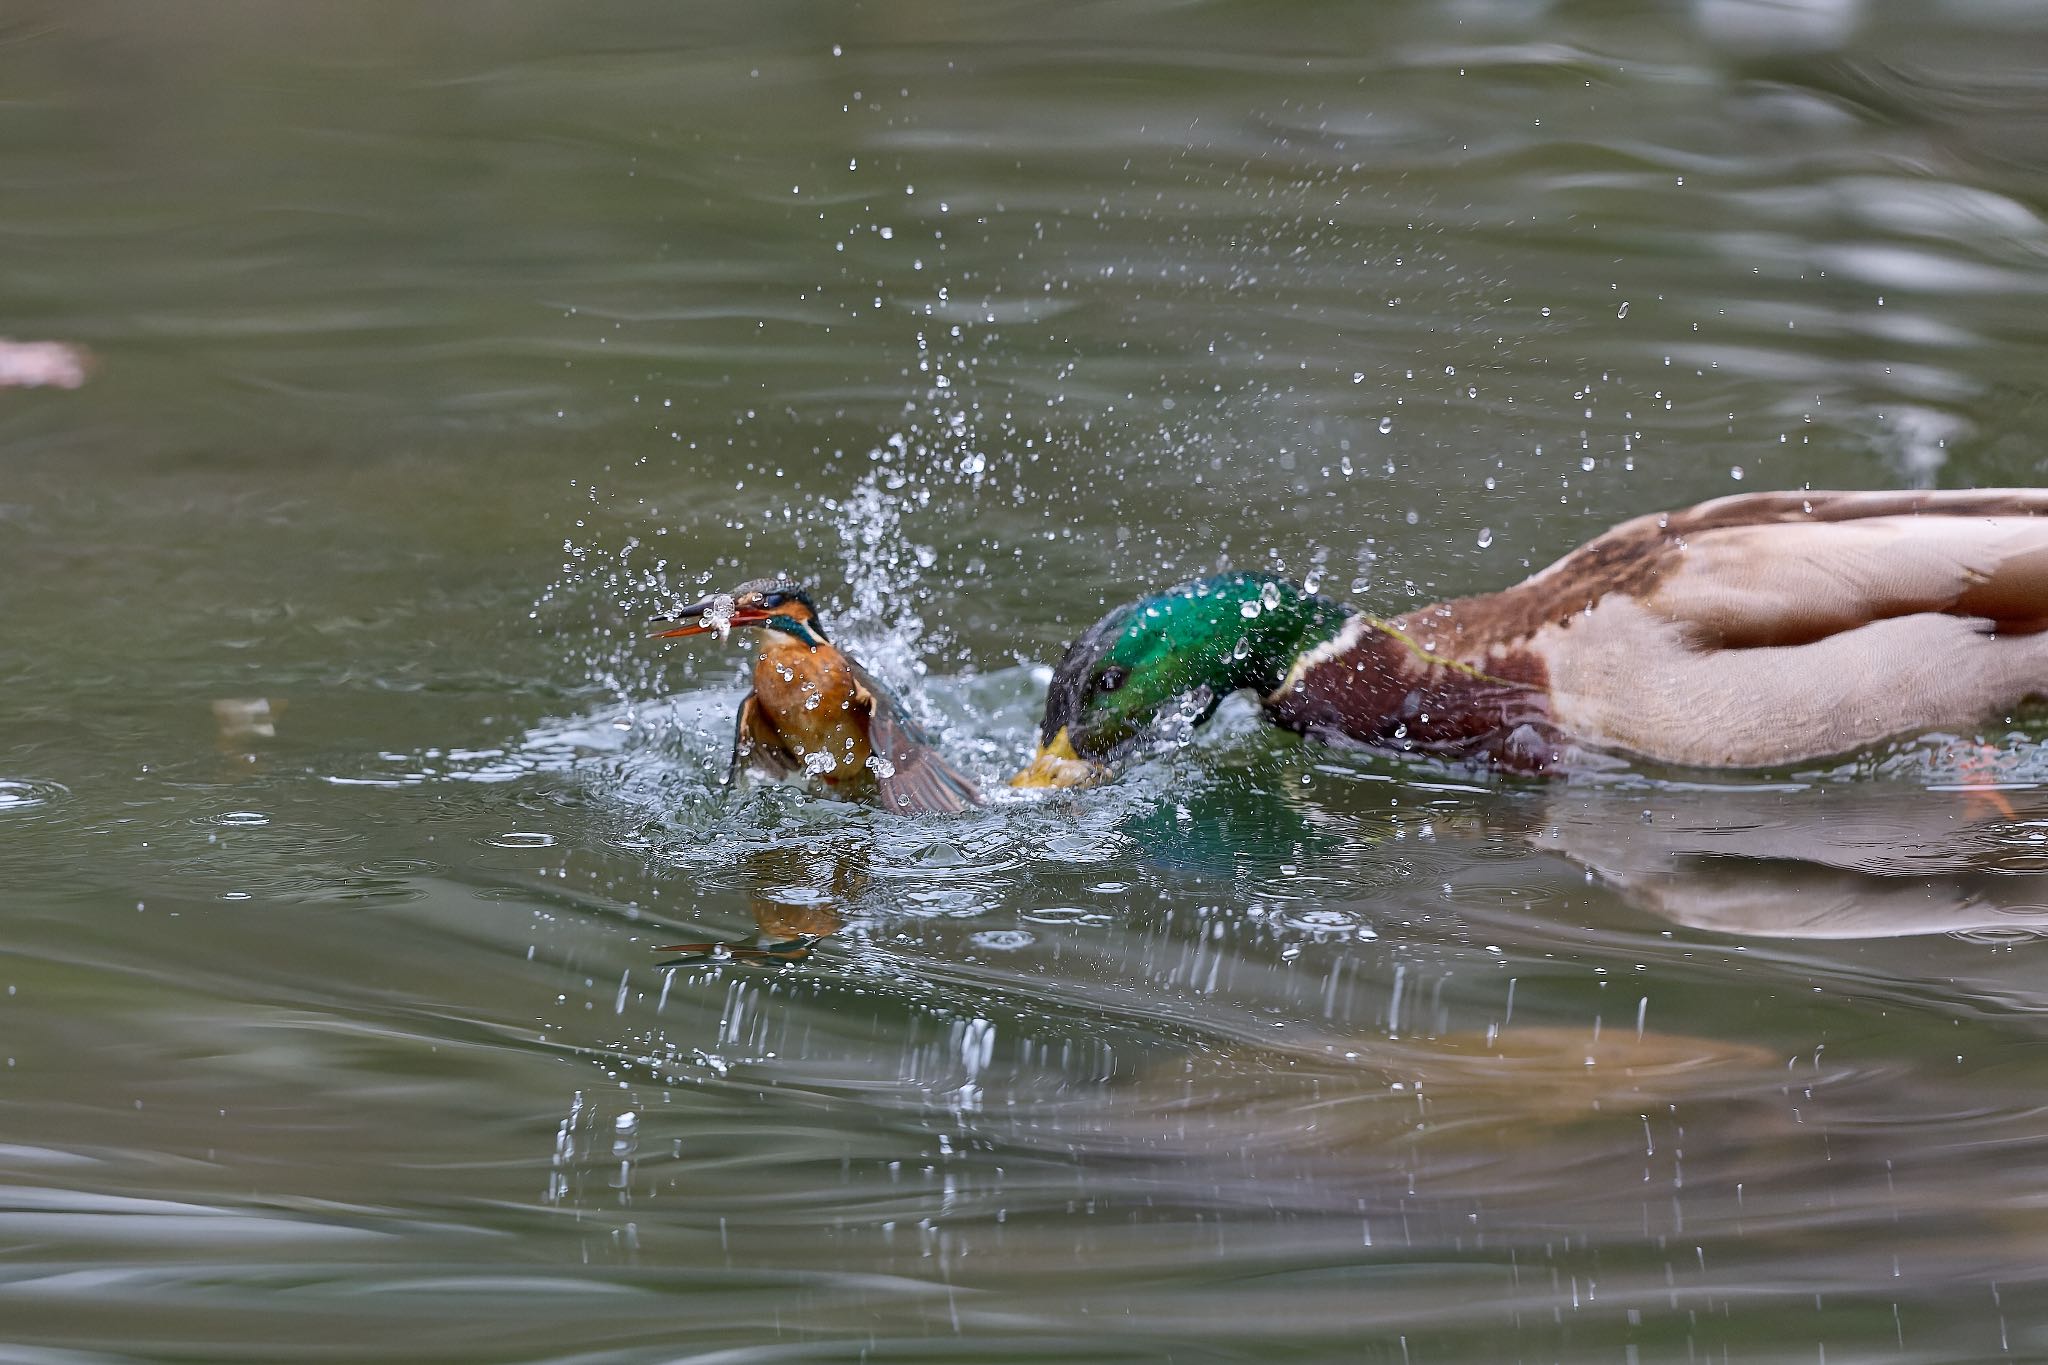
9, 2, 2048, 1360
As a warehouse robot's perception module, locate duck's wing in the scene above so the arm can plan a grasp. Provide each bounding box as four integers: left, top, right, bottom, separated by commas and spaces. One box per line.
1420, 489, 2048, 655
1645, 490, 2048, 646
846, 661, 985, 814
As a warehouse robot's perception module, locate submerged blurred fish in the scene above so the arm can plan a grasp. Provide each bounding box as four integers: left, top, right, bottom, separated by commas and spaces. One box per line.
651, 578, 982, 815
212, 697, 282, 742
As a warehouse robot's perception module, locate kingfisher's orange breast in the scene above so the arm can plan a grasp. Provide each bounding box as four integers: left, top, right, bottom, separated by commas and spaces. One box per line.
751, 637, 873, 782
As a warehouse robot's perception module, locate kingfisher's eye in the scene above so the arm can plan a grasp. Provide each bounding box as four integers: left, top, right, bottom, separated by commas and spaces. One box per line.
1096, 667, 1129, 693
761, 593, 785, 608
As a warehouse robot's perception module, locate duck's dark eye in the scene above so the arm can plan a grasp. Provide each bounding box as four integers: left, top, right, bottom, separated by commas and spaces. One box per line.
1095, 666, 1129, 694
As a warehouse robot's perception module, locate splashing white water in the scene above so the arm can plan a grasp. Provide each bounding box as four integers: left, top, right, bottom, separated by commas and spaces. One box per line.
701, 593, 737, 641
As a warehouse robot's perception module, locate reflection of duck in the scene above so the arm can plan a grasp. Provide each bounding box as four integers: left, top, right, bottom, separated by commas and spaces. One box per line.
1542, 785, 2048, 939
1121, 773, 1344, 882
652, 579, 981, 814
1015, 490, 2048, 784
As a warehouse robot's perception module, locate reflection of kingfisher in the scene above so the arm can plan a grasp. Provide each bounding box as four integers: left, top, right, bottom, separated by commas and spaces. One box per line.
652, 578, 982, 814
654, 842, 863, 964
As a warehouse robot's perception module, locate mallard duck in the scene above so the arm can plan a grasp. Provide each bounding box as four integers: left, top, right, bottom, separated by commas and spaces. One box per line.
1012, 489, 2048, 784
652, 578, 982, 813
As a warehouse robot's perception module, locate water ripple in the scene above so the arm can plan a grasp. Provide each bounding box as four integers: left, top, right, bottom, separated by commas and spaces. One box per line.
0, 778, 66, 814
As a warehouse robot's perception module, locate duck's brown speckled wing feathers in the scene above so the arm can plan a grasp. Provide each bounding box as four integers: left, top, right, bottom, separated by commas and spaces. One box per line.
1405, 489, 2048, 655
1394, 489, 2048, 768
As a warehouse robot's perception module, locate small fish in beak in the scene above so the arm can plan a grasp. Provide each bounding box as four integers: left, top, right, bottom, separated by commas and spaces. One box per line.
650, 591, 746, 641
703, 593, 737, 641
1009, 726, 1108, 789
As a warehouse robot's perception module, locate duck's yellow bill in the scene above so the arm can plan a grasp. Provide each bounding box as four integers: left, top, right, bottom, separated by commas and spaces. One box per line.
1008, 727, 1108, 789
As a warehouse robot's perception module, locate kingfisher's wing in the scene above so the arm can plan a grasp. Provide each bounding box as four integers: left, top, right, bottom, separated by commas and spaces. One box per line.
846, 661, 984, 815
728, 692, 798, 785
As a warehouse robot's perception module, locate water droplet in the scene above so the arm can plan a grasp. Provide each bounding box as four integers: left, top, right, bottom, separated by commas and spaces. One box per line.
1580, 456, 1595, 472
1476, 527, 1493, 548
213, 811, 270, 827
1232, 637, 1251, 660
1240, 600, 1262, 619
1730, 465, 1745, 481
1279, 907, 1370, 940
1260, 582, 1282, 610
1303, 569, 1324, 593
1378, 416, 1394, 434
1616, 301, 1630, 319
804, 751, 839, 776
1021, 906, 1113, 927
694, 593, 737, 640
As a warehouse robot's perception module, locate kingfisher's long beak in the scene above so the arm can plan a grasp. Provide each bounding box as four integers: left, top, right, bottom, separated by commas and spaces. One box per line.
649, 595, 771, 639
1009, 726, 1108, 789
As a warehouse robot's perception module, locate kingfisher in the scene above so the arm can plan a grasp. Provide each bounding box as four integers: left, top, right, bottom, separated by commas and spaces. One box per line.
652, 578, 982, 814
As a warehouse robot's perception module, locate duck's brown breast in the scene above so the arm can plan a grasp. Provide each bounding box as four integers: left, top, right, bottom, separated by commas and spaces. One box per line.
1263, 616, 1556, 768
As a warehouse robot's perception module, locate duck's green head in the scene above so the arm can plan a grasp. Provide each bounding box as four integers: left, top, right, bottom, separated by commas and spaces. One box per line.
1011, 572, 1350, 788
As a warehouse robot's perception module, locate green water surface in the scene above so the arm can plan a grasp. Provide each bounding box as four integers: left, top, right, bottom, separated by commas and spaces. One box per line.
8, 3, 2048, 1361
